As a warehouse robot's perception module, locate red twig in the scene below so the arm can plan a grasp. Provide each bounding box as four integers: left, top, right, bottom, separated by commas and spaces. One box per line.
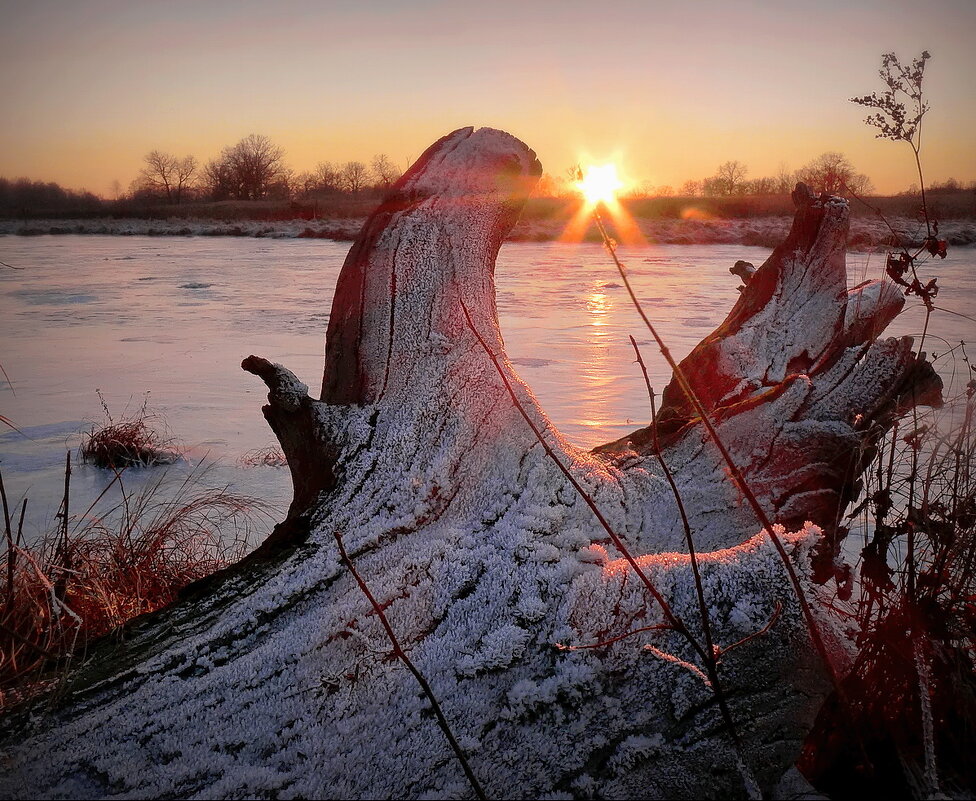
332, 530, 487, 801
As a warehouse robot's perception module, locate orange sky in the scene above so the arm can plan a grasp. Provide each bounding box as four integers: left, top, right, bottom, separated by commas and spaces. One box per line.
1, 0, 974, 197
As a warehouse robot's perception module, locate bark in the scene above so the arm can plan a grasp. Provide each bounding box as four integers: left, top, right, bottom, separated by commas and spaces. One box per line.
0, 128, 939, 800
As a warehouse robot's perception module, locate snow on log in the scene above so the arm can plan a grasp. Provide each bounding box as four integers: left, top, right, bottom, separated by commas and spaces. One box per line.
0, 128, 938, 800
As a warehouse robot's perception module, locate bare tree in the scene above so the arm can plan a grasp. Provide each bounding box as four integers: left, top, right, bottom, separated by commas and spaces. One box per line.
173, 156, 197, 203
137, 151, 197, 204
315, 161, 342, 192
701, 176, 725, 197
138, 151, 176, 202
680, 179, 702, 197
714, 161, 748, 195
201, 157, 236, 201
371, 154, 402, 190
292, 171, 318, 197
797, 152, 873, 197
221, 134, 286, 200
340, 160, 369, 194
748, 176, 777, 195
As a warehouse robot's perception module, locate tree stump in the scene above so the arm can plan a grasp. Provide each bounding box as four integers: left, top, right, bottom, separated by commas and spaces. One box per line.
0, 127, 938, 800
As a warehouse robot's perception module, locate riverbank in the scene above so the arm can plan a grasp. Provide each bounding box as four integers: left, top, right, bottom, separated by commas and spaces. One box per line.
3, 214, 974, 250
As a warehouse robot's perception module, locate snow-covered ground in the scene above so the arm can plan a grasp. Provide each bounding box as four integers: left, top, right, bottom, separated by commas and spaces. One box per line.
1, 235, 973, 547
2, 214, 974, 249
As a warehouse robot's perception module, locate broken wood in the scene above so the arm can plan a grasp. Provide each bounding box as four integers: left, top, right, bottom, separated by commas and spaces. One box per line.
0, 128, 939, 799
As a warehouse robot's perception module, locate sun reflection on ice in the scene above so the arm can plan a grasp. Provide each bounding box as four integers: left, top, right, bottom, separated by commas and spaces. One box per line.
586, 290, 610, 326
574, 285, 616, 430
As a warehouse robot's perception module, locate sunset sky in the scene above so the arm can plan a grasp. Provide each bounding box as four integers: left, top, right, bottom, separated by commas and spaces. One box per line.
1, 0, 974, 197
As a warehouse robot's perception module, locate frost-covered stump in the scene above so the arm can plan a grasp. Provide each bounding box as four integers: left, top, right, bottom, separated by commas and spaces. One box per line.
0, 128, 937, 800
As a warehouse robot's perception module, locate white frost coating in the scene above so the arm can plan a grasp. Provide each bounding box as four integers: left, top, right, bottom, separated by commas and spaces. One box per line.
1, 138, 922, 801
265, 362, 309, 411
719, 196, 849, 388
844, 279, 904, 345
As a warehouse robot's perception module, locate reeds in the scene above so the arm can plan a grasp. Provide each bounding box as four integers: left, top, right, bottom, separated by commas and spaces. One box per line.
802, 363, 976, 797
0, 457, 267, 711
795, 51, 976, 798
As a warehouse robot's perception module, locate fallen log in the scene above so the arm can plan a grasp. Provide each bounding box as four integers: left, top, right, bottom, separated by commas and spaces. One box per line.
0, 127, 938, 799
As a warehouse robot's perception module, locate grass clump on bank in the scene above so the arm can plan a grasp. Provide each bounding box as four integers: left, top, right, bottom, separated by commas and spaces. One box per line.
0, 459, 269, 711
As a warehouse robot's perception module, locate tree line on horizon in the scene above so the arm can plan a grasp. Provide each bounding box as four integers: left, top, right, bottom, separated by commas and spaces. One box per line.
129, 133, 404, 205
539, 153, 973, 201
1, 133, 973, 217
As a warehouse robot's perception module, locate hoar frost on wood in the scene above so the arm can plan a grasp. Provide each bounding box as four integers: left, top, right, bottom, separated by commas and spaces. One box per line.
0, 127, 939, 799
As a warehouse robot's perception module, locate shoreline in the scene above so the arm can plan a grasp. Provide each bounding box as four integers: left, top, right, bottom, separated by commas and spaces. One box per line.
2, 215, 974, 250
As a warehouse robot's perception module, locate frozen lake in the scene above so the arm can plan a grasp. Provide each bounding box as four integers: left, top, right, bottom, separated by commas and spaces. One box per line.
1, 235, 973, 546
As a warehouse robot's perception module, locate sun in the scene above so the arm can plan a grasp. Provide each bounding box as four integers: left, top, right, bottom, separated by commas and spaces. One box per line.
577, 164, 623, 207
560, 160, 645, 246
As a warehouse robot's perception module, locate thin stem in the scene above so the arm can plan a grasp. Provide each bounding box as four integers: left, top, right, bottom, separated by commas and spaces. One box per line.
1, 466, 13, 613
555, 623, 673, 651
630, 336, 757, 772
54, 451, 71, 605
462, 302, 762, 797
911, 144, 931, 240
630, 336, 718, 664
332, 531, 487, 801
16, 497, 27, 548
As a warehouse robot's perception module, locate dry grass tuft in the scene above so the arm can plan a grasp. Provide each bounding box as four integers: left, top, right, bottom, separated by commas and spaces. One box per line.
0, 461, 270, 711
239, 445, 287, 468
80, 391, 180, 469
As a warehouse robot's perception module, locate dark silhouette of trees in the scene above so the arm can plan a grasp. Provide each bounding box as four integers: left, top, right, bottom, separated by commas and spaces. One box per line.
291, 171, 319, 196
136, 151, 197, 203
315, 162, 342, 192
0, 177, 103, 216
209, 134, 287, 200
714, 160, 749, 195
340, 161, 369, 194
371, 154, 401, 190
927, 178, 963, 194
201, 157, 236, 201
775, 164, 796, 195
797, 152, 872, 197
745, 176, 777, 195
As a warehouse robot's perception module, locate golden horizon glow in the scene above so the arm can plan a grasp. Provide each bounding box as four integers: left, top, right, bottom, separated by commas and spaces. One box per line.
1, 3, 973, 196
